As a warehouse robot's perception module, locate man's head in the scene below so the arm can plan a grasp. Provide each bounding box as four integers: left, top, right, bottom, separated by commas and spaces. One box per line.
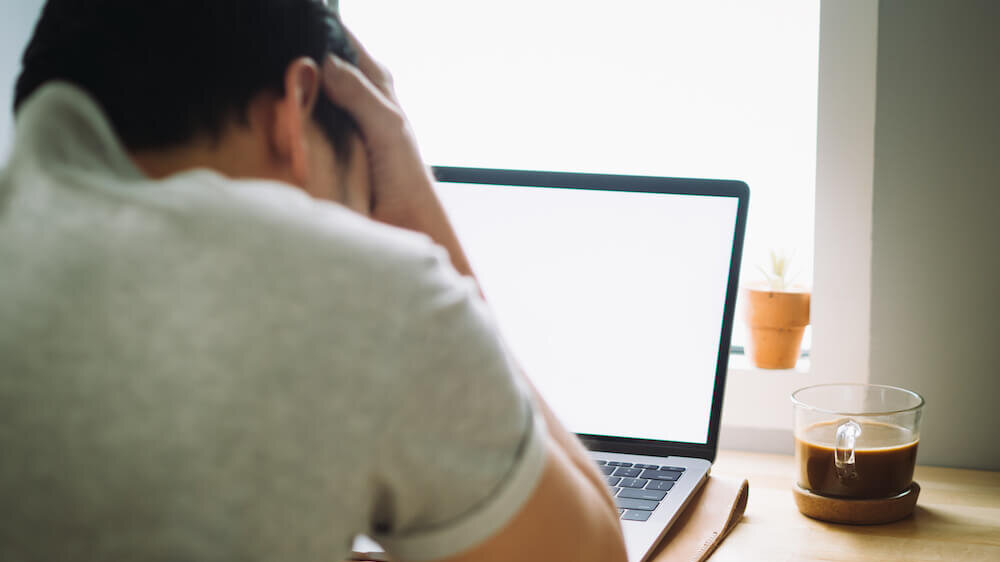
14, 0, 370, 210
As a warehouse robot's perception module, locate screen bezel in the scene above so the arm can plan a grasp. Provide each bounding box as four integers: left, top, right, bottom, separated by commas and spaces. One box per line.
432, 166, 749, 463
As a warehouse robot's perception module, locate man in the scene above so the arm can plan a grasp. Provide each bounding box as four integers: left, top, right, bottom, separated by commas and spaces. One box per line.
0, 1, 627, 561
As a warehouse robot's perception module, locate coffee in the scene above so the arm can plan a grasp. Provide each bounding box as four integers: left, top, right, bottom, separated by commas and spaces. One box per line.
795, 420, 918, 499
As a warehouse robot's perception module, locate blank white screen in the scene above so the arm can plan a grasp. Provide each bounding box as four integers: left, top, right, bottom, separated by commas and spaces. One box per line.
436, 182, 739, 444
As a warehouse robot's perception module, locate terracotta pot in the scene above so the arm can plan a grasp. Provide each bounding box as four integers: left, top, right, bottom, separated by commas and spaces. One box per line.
743, 287, 810, 369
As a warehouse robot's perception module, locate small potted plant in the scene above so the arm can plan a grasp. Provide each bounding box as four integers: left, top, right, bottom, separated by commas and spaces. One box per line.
743, 250, 810, 369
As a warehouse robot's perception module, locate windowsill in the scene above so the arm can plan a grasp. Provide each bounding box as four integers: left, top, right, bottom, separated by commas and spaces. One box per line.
726, 352, 811, 375
722, 352, 815, 431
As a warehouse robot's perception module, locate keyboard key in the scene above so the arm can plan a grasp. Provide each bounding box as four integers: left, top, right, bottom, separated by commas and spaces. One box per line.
622, 510, 652, 521
606, 461, 633, 467
619, 508, 626, 516
647, 480, 675, 491
619, 477, 649, 488
640, 469, 682, 481
618, 488, 668, 501
613, 467, 642, 477
660, 465, 686, 472
614, 497, 660, 511
595, 459, 607, 465
606, 476, 622, 486
633, 463, 660, 469
600, 465, 615, 475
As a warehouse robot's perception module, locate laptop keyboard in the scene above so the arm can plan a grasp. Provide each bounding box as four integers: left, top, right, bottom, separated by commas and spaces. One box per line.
595, 460, 685, 522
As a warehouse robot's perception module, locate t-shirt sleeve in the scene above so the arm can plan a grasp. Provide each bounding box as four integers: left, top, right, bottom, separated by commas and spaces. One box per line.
366, 242, 548, 561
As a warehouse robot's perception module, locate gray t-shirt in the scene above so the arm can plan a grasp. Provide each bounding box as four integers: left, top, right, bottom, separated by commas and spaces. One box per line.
0, 83, 546, 562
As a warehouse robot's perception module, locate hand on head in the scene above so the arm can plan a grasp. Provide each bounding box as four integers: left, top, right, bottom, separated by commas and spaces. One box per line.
319, 31, 438, 228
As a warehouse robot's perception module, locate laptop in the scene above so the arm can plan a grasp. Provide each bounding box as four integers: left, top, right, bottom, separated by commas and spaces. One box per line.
353, 167, 748, 562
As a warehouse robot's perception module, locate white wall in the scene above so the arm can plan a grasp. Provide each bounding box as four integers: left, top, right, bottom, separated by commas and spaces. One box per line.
0, 0, 45, 159
870, 0, 1000, 470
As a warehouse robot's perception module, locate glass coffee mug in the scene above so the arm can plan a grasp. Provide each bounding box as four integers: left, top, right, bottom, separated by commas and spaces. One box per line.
792, 384, 924, 499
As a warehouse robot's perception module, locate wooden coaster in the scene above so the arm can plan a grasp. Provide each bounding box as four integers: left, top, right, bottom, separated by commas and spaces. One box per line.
793, 482, 920, 525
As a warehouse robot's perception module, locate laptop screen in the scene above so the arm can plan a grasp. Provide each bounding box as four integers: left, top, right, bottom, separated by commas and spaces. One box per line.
434, 169, 743, 446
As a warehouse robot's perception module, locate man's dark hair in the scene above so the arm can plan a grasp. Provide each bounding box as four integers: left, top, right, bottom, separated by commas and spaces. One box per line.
14, 0, 359, 160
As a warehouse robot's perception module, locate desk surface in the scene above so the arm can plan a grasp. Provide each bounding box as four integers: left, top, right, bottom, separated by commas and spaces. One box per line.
704, 450, 1000, 561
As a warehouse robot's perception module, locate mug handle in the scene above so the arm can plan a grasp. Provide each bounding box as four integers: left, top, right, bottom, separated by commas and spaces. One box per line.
834, 419, 861, 480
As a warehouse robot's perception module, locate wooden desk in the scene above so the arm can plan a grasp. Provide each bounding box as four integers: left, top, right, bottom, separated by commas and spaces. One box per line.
705, 450, 1000, 561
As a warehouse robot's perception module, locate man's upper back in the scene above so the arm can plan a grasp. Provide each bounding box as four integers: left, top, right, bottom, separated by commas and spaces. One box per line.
0, 84, 545, 561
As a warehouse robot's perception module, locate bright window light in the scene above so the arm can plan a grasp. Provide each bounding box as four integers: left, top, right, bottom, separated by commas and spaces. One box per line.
343, 0, 820, 350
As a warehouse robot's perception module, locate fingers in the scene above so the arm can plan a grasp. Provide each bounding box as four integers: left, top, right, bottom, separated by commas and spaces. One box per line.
342, 27, 395, 98
321, 54, 404, 136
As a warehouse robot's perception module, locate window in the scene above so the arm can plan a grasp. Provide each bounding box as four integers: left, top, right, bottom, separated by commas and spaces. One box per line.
345, 1, 880, 438
343, 0, 821, 353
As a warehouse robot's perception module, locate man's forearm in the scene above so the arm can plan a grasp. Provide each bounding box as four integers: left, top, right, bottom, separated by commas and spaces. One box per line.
519, 374, 619, 512
371, 168, 477, 279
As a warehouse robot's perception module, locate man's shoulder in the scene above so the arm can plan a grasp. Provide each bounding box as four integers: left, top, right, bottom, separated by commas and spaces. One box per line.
168, 174, 457, 302
166, 172, 441, 271
4, 160, 451, 308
